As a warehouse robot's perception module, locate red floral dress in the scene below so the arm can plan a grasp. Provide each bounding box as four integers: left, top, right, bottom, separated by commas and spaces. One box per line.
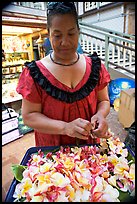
16, 54, 111, 147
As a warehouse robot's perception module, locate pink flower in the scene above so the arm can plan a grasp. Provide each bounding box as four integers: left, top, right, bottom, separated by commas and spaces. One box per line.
12, 136, 135, 202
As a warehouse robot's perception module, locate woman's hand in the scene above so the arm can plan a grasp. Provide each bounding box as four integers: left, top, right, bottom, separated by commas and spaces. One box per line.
90, 113, 112, 139
64, 118, 93, 140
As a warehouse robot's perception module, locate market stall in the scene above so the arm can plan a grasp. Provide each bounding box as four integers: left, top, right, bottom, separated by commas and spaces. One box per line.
2, 26, 47, 112
2, 25, 47, 146
2, 34, 30, 111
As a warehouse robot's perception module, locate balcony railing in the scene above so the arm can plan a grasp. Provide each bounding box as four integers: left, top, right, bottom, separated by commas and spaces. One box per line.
79, 22, 135, 79
84, 2, 112, 12
12, 2, 46, 10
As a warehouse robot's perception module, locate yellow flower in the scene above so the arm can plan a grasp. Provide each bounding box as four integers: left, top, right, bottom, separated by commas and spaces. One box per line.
39, 162, 53, 173
21, 178, 32, 196
36, 172, 51, 184
125, 163, 135, 182
99, 154, 108, 164
64, 157, 75, 170
114, 162, 129, 176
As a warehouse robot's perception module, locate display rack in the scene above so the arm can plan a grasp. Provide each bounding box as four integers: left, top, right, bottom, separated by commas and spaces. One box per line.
2, 52, 28, 103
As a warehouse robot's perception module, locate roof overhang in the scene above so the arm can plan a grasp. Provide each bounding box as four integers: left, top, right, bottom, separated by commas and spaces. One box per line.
2, 11, 47, 29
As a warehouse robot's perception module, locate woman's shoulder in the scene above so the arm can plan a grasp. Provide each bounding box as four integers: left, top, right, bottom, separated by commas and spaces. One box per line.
23, 55, 51, 77
24, 55, 50, 68
82, 53, 100, 65
39, 55, 51, 67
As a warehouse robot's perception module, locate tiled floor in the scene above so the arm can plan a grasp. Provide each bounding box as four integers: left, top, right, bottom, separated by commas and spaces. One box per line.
2, 107, 128, 201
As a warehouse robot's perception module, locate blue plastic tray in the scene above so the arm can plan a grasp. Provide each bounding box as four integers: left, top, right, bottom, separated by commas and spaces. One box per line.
5, 144, 135, 202
5, 145, 61, 202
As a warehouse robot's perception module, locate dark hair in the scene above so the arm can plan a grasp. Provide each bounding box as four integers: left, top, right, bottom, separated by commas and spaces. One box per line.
47, 2, 79, 30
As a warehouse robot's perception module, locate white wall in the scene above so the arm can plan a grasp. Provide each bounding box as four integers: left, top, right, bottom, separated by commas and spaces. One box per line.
80, 5, 125, 34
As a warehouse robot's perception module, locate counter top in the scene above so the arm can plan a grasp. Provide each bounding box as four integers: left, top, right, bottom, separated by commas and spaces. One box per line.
2, 95, 22, 104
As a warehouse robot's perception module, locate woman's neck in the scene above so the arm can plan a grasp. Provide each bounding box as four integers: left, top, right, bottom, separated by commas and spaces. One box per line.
50, 52, 80, 66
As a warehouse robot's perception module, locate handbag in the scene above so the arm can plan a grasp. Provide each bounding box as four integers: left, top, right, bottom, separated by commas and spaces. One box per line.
2, 104, 23, 145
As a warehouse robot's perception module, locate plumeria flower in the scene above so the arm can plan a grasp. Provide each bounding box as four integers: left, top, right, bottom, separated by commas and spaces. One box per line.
108, 174, 133, 193
71, 146, 82, 155
20, 177, 32, 197
98, 154, 108, 164
114, 161, 129, 176
91, 176, 120, 202
12, 135, 135, 202
108, 175, 117, 187
63, 157, 75, 170
50, 172, 70, 187
115, 146, 128, 157
55, 190, 69, 202
101, 184, 120, 202
107, 139, 117, 153
31, 154, 43, 165
108, 154, 119, 165
29, 195, 45, 202
39, 161, 53, 173
112, 137, 125, 148
23, 165, 40, 182
36, 172, 52, 184
127, 163, 135, 182
13, 183, 24, 201
72, 187, 91, 202
100, 139, 109, 150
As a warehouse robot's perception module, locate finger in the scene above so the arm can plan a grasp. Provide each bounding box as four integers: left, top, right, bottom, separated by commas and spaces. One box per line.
90, 119, 97, 130
104, 131, 113, 138
90, 122, 96, 131
75, 133, 88, 140
92, 128, 107, 138
78, 119, 93, 133
74, 127, 89, 140
75, 126, 89, 137
90, 133, 97, 139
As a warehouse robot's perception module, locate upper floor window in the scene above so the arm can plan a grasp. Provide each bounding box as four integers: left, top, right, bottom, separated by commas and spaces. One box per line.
84, 2, 112, 12
12, 2, 47, 10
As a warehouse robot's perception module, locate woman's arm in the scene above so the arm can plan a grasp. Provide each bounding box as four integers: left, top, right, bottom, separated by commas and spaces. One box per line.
22, 98, 92, 140
96, 85, 110, 117
91, 86, 111, 138
22, 98, 66, 135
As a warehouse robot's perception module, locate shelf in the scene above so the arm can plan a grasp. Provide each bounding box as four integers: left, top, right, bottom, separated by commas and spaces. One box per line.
2, 94, 22, 104
2, 73, 21, 76
6, 51, 28, 54
2, 65, 23, 75
2, 63, 23, 68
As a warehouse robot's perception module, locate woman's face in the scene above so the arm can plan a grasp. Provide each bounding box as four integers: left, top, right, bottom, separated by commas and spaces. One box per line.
49, 13, 79, 60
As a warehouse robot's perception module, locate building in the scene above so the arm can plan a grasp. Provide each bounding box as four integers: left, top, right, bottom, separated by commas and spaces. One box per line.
2, 2, 135, 107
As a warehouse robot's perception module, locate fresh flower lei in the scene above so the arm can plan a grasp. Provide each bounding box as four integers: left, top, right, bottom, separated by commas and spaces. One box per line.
12, 136, 135, 202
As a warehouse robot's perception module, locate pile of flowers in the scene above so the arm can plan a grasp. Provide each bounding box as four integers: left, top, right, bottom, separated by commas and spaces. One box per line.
12, 136, 135, 202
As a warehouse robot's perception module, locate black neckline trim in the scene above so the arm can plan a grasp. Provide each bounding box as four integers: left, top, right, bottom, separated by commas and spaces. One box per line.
24, 52, 101, 103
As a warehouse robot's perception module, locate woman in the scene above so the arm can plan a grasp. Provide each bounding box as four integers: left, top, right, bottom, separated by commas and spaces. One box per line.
16, 2, 111, 146
43, 37, 83, 56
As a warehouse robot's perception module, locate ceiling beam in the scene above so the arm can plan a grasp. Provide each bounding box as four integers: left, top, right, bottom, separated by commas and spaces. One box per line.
2, 20, 47, 29
2, 11, 47, 21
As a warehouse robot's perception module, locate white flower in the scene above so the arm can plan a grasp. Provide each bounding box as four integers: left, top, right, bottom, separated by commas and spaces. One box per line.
55, 191, 69, 202
12, 135, 135, 202
50, 172, 70, 187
